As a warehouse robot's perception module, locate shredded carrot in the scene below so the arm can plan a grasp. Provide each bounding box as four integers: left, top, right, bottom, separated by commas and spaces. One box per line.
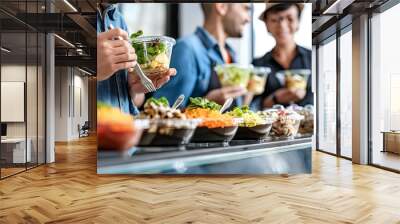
185, 108, 235, 128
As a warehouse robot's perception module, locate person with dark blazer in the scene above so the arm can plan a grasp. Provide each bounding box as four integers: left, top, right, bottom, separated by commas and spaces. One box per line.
252, 3, 312, 110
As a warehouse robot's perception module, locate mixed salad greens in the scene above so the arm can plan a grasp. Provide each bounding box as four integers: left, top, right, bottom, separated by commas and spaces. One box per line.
187, 97, 222, 111
215, 64, 251, 88
130, 30, 143, 39
144, 97, 170, 107
227, 106, 266, 127
130, 30, 172, 73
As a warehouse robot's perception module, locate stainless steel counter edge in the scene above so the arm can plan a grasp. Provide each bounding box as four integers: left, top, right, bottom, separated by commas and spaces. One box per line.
97, 139, 312, 174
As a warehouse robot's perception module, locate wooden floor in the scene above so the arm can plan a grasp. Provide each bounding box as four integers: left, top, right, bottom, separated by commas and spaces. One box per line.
373, 151, 400, 171
1, 167, 26, 177
1, 164, 44, 178
1, 136, 400, 224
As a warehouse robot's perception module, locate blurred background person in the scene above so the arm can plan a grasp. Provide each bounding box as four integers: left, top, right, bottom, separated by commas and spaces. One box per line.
252, 3, 312, 109
153, 3, 251, 106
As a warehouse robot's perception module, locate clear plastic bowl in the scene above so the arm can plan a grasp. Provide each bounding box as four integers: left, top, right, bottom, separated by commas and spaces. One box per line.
197, 117, 242, 129
276, 69, 311, 90
233, 115, 276, 140
272, 104, 285, 110
131, 36, 176, 76
232, 114, 274, 127
134, 119, 150, 129
138, 118, 202, 146
214, 64, 252, 88
248, 66, 271, 94
147, 118, 202, 129
291, 104, 314, 135
264, 109, 304, 138
260, 116, 278, 125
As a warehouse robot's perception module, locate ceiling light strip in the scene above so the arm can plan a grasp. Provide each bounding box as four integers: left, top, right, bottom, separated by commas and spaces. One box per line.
63, 0, 78, 12
322, 0, 343, 14
78, 67, 93, 76
54, 34, 75, 48
1, 47, 11, 53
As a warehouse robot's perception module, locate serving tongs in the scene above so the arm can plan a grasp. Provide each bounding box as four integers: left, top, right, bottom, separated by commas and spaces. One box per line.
171, 94, 185, 110
108, 25, 156, 92
219, 97, 233, 114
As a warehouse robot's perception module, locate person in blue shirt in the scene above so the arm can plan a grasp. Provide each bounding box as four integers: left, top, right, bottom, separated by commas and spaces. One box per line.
97, 4, 176, 115
153, 3, 251, 107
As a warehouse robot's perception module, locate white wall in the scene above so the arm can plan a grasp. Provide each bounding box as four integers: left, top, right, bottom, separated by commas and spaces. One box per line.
55, 66, 69, 141
1, 64, 46, 164
1, 82, 25, 122
1, 65, 26, 139
179, 3, 203, 37
72, 73, 89, 138
1, 65, 26, 81
1, 65, 37, 138
119, 3, 166, 36
54, 67, 89, 141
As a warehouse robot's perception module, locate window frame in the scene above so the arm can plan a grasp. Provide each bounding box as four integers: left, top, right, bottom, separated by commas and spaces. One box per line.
367, 1, 400, 173
315, 23, 352, 161
0, 0, 47, 180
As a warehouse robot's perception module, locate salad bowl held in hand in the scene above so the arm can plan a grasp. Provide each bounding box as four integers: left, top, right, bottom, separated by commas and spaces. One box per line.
276, 69, 311, 91
247, 66, 271, 95
130, 31, 176, 77
215, 64, 252, 89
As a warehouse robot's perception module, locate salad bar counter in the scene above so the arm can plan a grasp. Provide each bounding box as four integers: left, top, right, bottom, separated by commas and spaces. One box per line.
97, 92, 314, 174
97, 137, 312, 174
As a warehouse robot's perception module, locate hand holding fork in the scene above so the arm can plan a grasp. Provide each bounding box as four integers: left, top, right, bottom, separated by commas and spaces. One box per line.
108, 24, 157, 92
103, 25, 177, 94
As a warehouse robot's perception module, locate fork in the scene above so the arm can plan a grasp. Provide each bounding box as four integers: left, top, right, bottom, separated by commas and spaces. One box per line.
108, 25, 157, 92
171, 94, 185, 110
219, 97, 233, 113
132, 60, 157, 92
